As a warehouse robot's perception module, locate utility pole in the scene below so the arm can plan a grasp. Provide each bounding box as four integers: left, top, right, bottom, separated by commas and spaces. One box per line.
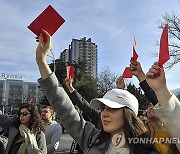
2, 79, 7, 114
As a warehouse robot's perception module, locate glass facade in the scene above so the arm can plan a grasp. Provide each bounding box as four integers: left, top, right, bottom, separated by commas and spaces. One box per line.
0, 79, 43, 114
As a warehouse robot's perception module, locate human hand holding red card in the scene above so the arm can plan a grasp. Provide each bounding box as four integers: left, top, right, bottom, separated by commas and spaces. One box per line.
123, 39, 137, 78
66, 66, 75, 79
159, 24, 169, 67
122, 67, 133, 78
28, 5, 65, 43
132, 38, 138, 61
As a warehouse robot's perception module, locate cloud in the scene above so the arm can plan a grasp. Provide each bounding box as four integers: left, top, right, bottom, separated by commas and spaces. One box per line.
0, 0, 180, 89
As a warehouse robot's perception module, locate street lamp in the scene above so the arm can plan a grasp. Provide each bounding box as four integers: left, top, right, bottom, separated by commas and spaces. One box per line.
2, 98, 5, 114
2, 78, 7, 114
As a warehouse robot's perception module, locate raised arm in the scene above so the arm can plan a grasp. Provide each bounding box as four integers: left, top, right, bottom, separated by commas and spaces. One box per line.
65, 78, 101, 128
129, 59, 146, 82
36, 30, 52, 79
35, 31, 99, 152
129, 59, 158, 105
146, 62, 171, 106
116, 76, 125, 89
147, 62, 180, 151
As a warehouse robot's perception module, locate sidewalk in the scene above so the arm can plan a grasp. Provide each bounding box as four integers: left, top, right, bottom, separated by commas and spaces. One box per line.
56, 132, 77, 154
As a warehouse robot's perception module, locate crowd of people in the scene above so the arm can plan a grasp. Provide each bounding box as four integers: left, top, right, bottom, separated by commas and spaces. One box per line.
0, 103, 62, 154
0, 29, 179, 154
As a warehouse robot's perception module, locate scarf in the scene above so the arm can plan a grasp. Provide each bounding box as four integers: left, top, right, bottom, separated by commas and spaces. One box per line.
18, 124, 43, 154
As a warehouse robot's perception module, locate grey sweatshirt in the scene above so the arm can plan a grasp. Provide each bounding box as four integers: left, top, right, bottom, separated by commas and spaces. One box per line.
45, 121, 62, 154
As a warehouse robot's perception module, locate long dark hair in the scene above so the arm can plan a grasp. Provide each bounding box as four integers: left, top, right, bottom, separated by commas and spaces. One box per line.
19, 104, 44, 132
95, 107, 158, 153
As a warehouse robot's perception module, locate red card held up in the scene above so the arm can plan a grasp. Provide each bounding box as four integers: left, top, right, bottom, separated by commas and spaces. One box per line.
66, 66, 75, 79
159, 24, 169, 67
28, 5, 65, 43
132, 38, 138, 61
122, 67, 133, 78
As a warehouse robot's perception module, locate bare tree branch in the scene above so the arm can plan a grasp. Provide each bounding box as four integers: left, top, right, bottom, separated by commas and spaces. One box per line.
158, 12, 180, 68
98, 66, 117, 96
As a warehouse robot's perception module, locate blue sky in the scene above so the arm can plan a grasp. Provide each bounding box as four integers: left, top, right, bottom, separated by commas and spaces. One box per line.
0, 0, 180, 90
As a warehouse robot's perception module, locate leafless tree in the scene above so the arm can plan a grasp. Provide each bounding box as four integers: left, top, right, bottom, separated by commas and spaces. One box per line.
159, 13, 180, 68
98, 66, 117, 96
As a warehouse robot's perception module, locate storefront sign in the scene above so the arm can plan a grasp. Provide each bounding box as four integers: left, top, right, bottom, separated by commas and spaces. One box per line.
0, 73, 23, 80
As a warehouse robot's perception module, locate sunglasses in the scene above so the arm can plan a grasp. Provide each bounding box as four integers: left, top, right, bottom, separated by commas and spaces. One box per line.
19, 112, 31, 117
41, 110, 49, 114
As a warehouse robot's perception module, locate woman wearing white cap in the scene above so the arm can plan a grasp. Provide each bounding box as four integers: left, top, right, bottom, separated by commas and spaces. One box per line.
35, 30, 158, 154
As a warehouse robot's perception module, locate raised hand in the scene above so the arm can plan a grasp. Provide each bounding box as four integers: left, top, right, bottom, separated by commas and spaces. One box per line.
36, 29, 52, 62
146, 62, 171, 106
146, 62, 166, 92
35, 30, 52, 79
129, 58, 146, 82
65, 77, 74, 91
116, 76, 125, 89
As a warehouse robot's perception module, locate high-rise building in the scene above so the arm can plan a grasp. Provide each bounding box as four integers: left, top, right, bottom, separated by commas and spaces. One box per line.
60, 49, 70, 63
60, 37, 97, 79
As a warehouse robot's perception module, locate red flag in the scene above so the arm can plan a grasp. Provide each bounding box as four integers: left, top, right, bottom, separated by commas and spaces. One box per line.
66, 66, 75, 79
28, 5, 65, 43
159, 24, 169, 66
122, 67, 133, 78
132, 38, 138, 61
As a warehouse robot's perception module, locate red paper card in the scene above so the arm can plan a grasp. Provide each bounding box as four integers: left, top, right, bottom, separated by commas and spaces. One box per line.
159, 24, 169, 66
66, 66, 75, 79
122, 67, 133, 78
132, 38, 138, 61
28, 5, 65, 43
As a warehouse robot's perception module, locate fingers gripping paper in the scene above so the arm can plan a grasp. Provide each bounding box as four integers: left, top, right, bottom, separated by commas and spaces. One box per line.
28, 5, 65, 43
66, 66, 75, 79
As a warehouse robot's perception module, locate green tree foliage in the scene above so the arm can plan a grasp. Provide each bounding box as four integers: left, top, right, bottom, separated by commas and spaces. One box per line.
127, 83, 150, 110
39, 59, 99, 105
49, 58, 67, 87
39, 95, 50, 106
72, 60, 99, 102
74, 75, 99, 102
74, 60, 87, 79
39, 58, 67, 105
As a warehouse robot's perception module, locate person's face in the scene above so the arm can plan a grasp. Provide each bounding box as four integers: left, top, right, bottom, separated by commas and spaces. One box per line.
101, 105, 124, 135
147, 104, 157, 118
19, 108, 31, 125
41, 107, 52, 121
116, 77, 125, 89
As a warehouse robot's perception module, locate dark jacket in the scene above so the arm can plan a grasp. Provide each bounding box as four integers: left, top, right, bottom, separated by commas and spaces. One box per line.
69, 90, 102, 129
0, 114, 47, 154
139, 80, 158, 105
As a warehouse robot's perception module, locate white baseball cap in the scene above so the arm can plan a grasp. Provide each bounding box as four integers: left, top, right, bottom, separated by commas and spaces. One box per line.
90, 89, 139, 115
